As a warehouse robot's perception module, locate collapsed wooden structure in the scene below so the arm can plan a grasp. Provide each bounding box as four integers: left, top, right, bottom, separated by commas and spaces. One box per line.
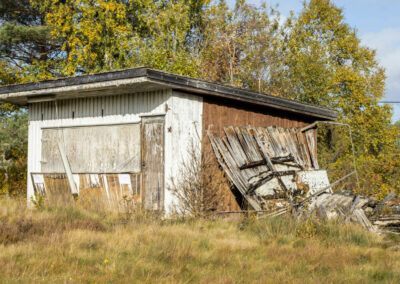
208, 126, 329, 211
209, 126, 400, 234
0, 67, 338, 213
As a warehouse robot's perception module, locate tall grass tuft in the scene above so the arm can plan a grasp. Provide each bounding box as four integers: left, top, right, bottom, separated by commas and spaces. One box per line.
0, 197, 399, 283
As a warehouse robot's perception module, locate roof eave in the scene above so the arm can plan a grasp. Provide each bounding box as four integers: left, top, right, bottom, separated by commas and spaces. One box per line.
0, 67, 338, 121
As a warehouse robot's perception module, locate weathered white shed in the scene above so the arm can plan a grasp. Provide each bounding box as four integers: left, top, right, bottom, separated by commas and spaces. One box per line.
0, 68, 337, 212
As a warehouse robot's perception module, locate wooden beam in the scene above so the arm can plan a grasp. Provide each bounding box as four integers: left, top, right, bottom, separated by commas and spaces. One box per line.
58, 142, 78, 196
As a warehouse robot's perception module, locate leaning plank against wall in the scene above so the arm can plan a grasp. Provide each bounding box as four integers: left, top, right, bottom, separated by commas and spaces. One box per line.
27, 89, 171, 205
202, 96, 316, 211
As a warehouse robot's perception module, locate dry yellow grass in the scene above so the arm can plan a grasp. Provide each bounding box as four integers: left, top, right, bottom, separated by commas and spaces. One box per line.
0, 197, 399, 283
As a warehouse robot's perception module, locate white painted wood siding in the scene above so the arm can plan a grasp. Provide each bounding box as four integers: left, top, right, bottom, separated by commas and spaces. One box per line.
164, 91, 203, 213
27, 88, 203, 214
27, 90, 171, 203
41, 124, 141, 173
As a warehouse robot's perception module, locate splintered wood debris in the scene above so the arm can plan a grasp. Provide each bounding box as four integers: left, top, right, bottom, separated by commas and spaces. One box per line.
208, 126, 324, 211
31, 172, 142, 211
208, 126, 400, 234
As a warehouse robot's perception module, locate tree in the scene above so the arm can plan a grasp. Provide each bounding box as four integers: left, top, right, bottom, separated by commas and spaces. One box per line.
132, 0, 206, 76
31, 0, 210, 77
0, 109, 28, 196
0, 0, 51, 114
199, 0, 281, 89
31, 0, 141, 76
396, 120, 400, 149
0, 0, 63, 79
276, 0, 400, 197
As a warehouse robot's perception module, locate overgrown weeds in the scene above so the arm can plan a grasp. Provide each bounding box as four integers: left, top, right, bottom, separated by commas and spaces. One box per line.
168, 137, 228, 218
0, 197, 399, 283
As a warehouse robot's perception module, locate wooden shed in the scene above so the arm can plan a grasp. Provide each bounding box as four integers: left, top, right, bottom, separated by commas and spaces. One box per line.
0, 68, 337, 213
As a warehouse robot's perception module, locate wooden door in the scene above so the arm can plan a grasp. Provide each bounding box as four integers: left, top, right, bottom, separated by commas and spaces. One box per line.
141, 116, 165, 211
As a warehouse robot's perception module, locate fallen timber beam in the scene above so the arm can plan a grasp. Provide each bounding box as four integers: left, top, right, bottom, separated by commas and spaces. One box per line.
239, 159, 265, 170
252, 128, 292, 202
239, 155, 295, 170
247, 170, 297, 194
271, 155, 295, 163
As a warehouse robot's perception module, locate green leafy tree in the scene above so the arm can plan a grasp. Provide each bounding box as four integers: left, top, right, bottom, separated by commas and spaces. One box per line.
0, 109, 28, 196
199, 0, 281, 90
0, 1, 43, 195
132, 0, 204, 76
276, 0, 400, 197
32, 0, 209, 76
0, 0, 63, 78
0, 62, 27, 196
396, 120, 400, 149
31, 0, 141, 76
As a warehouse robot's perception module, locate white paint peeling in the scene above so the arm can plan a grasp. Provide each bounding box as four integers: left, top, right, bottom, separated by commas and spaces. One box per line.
297, 170, 331, 196
164, 91, 203, 214
27, 89, 171, 202
27, 88, 204, 216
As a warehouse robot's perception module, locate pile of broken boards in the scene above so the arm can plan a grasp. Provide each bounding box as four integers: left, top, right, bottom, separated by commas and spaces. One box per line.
208, 126, 400, 234
303, 190, 400, 234
208, 126, 328, 212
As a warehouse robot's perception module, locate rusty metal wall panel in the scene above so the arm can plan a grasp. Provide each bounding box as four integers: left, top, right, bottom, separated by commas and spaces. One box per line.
202, 97, 314, 136
142, 116, 165, 211
41, 124, 141, 173
202, 97, 317, 211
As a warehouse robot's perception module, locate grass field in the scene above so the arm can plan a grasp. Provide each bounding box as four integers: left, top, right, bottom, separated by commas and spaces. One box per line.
0, 198, 399, 283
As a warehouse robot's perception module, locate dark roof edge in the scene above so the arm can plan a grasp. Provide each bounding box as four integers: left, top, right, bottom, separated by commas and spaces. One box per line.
0, 67, 337, 120
0, 67, 148, 95
145, 69, 337, 120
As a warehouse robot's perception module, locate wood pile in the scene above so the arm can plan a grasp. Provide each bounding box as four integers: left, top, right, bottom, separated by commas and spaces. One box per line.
369, 195, 400, 234
309, 190, 400, 234
208, 126, 400, 234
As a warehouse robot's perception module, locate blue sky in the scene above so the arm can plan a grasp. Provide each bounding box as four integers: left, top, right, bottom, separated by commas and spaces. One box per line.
227, 0, 400, 121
